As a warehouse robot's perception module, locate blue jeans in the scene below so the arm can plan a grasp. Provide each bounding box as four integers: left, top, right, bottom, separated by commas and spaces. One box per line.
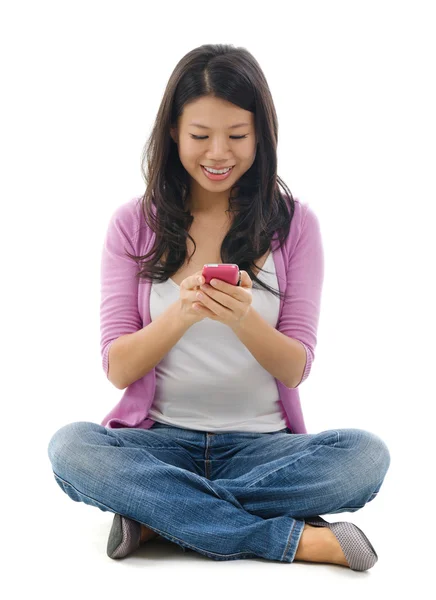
47, 421, 390, 563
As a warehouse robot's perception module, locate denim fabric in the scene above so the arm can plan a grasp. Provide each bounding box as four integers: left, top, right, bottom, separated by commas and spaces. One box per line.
47, 421, 390, 563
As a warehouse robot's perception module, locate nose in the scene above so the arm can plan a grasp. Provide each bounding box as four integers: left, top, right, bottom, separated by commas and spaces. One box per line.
204, 136, 233, 160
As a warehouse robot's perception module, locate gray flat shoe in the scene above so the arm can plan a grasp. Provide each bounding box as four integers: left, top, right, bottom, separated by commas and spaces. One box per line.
107, 513, 143, 559
304, 515, 378, 571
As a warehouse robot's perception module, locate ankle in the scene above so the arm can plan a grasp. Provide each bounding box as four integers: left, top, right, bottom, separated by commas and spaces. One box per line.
295, 524, 316, 561
294, 524, 332, 564
140, 524, 159, 542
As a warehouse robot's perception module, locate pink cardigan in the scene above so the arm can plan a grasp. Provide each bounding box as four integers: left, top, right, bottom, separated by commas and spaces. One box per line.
99, 195, 324, 433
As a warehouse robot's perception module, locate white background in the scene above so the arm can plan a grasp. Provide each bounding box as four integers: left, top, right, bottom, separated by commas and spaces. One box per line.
1, 0, 434, 597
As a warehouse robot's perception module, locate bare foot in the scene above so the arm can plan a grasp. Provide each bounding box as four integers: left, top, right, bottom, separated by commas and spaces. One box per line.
140, 524, 159, 543
294, 524, 349, 567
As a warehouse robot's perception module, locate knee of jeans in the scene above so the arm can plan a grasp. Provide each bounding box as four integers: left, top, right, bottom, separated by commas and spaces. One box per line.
47, 421, 98, 470
364, 430, 391, 479
342, 428, 391, 475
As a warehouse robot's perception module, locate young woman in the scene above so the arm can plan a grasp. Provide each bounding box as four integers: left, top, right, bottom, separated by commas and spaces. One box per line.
47, 43, 390, 570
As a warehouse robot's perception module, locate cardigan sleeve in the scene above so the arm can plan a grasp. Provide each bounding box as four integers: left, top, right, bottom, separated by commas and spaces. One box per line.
100, 202, 142, 378
277, 204, 325, 387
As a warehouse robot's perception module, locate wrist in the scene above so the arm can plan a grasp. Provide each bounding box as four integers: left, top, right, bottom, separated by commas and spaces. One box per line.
173, 299, 195, 329
230, 305, 254, 333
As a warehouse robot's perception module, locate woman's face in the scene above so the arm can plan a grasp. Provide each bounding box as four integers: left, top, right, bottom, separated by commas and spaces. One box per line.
170, 96, 257, 213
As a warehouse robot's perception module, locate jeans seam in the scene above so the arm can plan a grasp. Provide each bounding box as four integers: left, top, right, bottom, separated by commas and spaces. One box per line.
282, 518, 305, 563
245, 444, 327, 489
282, 519, 297, 561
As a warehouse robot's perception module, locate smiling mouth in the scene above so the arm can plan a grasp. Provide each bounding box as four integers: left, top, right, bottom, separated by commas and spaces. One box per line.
201, 165, 235, 170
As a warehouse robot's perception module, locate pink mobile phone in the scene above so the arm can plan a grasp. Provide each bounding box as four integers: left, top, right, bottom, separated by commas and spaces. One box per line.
201, 263, 240, 286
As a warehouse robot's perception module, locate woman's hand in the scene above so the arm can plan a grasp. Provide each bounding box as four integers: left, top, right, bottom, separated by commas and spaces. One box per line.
177, 270, 208, 325
193, 270, 253, 328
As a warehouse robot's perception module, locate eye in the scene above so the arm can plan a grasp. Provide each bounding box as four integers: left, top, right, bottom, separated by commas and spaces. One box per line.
190, 135, 248, 140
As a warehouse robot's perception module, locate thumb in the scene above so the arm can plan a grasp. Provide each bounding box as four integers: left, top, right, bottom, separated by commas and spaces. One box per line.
239, 270, 253, 288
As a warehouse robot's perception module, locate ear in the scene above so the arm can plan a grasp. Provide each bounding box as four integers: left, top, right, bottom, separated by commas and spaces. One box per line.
170, 127, 178, 144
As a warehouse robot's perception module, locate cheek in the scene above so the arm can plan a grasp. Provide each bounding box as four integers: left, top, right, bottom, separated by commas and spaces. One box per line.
178, 140, 197, 157
241, 141, 257, 160
238, 151, 256, 170
186, 148, 203, 166
178, 149, 199, 172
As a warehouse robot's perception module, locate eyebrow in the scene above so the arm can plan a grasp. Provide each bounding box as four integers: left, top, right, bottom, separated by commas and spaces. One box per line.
188, 122, 250, 130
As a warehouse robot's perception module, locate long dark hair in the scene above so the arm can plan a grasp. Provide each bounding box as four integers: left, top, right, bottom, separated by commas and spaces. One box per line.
125, 43, 296, 302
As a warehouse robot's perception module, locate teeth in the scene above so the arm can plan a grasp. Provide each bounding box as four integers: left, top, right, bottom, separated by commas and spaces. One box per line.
203, 166, 232, 174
